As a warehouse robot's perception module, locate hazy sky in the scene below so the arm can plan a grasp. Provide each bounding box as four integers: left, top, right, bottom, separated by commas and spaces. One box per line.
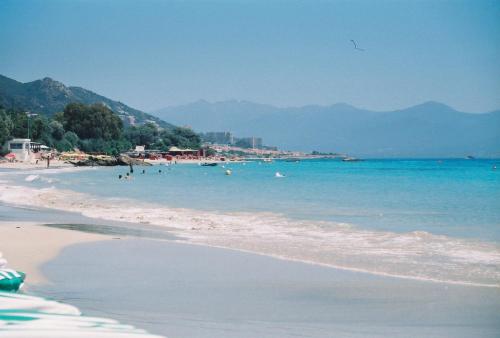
1, 0, 499, 112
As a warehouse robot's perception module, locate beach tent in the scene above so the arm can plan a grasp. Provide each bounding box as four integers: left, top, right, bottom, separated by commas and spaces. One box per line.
168, 146, 199, 155
0, 269, 26, 292
168, 146, 182, 152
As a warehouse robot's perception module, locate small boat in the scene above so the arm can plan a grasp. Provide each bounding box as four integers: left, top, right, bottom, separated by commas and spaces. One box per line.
201, 162, 218, 167
275, 172, 285, 178
263, 158, 273, 163
225, 169, 232, 176
284, 158, 300, 162
466, 155, 475, 160
342, 157, 362, 162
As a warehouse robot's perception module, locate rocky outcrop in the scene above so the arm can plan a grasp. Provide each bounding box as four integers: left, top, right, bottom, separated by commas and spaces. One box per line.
69, 155, 151, 167
117, 155, 151, 166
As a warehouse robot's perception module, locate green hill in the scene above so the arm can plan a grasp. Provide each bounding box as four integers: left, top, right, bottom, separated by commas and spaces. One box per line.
0, 74, 173, 129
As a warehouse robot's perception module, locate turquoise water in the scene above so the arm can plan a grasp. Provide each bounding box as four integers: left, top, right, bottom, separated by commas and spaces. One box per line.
21, 158, 500, 241
2, 159, 500, 286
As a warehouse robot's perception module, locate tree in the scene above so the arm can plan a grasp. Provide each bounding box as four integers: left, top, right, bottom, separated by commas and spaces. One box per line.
50, 120, 65, 141
0, 110, 14, 154
159, 127, 201, 149
62, 103, 123, 140
9, 111, 28, 139
54, 131, 79, 152
30, 115, 51, 141
123, 123, 159, 148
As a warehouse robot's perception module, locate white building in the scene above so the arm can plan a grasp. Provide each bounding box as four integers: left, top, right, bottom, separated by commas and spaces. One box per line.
6, 139, 45, 162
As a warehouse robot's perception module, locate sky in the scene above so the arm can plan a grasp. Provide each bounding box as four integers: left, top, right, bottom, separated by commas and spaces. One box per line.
0, 0, 499, 113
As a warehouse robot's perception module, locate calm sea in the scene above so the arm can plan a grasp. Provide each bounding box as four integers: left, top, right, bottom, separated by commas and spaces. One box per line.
2, 158, 499, 286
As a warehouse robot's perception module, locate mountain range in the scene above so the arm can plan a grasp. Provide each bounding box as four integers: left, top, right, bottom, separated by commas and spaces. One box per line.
1, 73, 498, 157
154, 100, 500, 157
0, 74, 172, 128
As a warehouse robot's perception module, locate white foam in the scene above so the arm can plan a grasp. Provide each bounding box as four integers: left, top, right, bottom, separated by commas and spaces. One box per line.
1, 181, 499, 287
24, 175, 39, 182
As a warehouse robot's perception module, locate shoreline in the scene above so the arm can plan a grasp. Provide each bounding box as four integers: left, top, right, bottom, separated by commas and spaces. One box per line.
0, 157, 244, 171
1, 166, 499, 288
0, 221, 111, 285
0, 159, 73, 170
0, 208, 167, 337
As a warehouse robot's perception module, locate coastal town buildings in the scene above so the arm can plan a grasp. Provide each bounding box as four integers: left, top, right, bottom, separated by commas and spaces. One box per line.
201, 131, 266, 150
201, 131, 234, 145
235, 137, 263, 149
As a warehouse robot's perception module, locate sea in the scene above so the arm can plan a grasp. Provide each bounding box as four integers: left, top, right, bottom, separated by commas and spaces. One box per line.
1, 158, 499, 287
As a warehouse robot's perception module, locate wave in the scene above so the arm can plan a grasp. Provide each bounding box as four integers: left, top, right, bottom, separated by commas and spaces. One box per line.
1, 179, 499, 288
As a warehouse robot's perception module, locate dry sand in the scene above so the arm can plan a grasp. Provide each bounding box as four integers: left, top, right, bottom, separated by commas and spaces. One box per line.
0, 221, 110, 284
0, 159, 73, 170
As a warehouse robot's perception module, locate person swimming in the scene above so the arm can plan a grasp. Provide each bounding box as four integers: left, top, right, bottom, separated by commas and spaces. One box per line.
159, 169, 162, 174
142, 169, 146, 174
118, 174, 123, 179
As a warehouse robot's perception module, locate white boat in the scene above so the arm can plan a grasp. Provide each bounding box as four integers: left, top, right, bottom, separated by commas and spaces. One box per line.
342, 157, 362, 162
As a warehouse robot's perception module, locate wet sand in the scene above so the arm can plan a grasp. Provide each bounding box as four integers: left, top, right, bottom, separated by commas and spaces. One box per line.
36, 239, 500, 338
0, 202, 176, 285
0, 222, 110, 284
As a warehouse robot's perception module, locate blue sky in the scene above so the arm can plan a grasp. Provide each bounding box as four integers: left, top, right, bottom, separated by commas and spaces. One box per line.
1, 0, 499, 112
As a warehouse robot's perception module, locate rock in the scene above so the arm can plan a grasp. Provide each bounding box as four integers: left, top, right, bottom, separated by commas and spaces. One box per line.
69, 155, 151, 167
117, 155, 152, 166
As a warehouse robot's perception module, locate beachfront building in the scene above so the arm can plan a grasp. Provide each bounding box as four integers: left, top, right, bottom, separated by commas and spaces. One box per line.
201, 131, 235, 145
5, 138, 48, 162
167, 146, 199, 157
235, 137, 263, 149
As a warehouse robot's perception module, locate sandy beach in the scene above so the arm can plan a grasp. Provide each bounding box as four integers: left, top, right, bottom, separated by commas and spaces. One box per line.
0, 159, 73, 170
0, 221, 110, 284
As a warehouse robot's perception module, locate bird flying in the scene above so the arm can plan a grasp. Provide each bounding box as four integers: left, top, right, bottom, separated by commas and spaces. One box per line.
350, 39, 365, 51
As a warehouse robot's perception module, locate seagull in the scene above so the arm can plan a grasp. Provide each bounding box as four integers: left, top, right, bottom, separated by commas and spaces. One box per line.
350, 39, 365, 51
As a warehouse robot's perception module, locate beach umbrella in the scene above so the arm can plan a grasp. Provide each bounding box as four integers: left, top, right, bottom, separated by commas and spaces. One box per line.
0, 269, 26, 292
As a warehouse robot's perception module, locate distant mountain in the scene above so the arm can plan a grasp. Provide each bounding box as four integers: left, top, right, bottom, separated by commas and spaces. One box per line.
154, 100, 500, 157
0, 74, 173, 128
